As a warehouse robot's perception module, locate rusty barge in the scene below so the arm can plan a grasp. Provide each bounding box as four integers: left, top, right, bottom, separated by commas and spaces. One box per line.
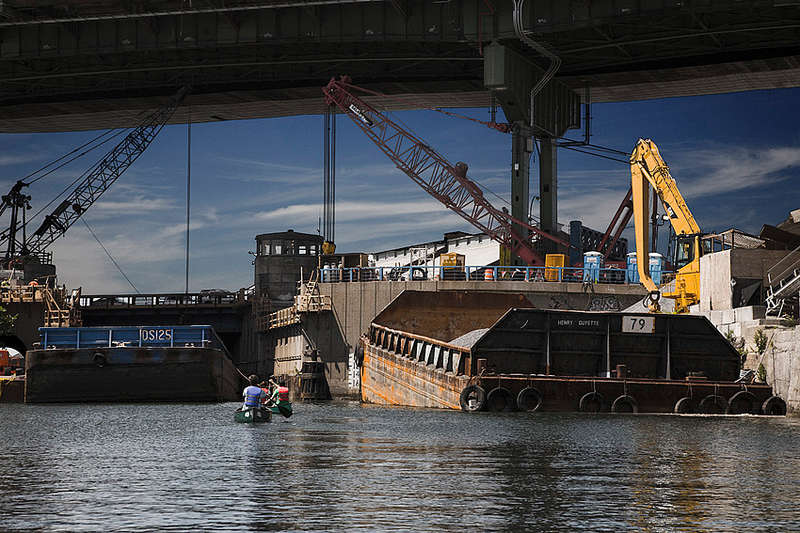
25, 325, 239, 403
359, 292, 786, 415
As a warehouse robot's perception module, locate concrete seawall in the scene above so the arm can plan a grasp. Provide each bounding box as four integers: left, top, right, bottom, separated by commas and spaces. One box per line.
752, 326, 800, 413
706, 307, 799, 414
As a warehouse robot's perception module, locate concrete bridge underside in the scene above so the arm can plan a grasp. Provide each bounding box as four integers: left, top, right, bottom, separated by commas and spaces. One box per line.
1, 0, 800, 133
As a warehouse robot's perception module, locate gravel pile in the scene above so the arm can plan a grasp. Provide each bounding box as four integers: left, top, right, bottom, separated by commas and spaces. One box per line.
449, 328, 489, 348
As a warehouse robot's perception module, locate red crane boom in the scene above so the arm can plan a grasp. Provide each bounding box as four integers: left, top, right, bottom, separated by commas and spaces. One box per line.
322, 77, 568, 266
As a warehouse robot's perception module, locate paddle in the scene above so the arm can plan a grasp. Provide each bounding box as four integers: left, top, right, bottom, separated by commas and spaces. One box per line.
275, 402, 292, 418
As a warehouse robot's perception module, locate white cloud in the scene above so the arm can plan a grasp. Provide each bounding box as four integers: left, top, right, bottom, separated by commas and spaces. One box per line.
0, 153, 45, 167
252, 199, 447, 224
666, 145, 800, 198
91, 197, 178, 214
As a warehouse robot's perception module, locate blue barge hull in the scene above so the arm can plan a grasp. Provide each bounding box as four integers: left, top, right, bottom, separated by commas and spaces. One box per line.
25, 325, 240, 403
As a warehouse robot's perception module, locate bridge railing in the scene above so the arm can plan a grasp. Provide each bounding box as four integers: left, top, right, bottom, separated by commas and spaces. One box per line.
319, 265, 670, 286
79, 291, 248, 308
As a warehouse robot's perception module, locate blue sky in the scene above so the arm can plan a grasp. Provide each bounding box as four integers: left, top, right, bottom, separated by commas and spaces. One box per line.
0, 87, 798, 293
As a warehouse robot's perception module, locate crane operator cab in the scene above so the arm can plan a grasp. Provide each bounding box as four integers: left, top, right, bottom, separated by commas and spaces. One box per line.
674, 234, 699, 270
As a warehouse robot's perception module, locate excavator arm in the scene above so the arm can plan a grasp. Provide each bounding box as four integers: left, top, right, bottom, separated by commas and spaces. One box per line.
631, 138, 702, 311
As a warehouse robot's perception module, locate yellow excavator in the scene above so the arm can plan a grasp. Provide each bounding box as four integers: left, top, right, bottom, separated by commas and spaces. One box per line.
631, 139, 702, 314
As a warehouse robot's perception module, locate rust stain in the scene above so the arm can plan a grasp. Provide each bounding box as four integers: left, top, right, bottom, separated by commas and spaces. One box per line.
364, 354, 459, 409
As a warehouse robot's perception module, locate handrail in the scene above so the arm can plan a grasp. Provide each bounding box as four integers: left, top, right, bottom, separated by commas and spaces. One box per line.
79, 291, 250, 307
318, 264, 671, 286
767, 242, 800, 285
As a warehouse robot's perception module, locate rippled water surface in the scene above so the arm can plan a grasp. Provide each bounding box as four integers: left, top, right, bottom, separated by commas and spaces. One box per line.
1, 402, 799, 532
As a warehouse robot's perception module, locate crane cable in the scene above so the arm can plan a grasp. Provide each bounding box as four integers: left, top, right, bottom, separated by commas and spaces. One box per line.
81, 218, 140, 294
561, 145, 629, 164
26, 130, 131, 224
21, 128, 127, 185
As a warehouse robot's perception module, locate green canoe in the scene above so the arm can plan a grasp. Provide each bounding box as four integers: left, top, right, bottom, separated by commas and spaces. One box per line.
234, 407, 271, 423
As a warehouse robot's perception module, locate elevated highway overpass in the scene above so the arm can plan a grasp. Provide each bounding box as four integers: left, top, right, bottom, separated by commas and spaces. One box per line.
1, 0, 799, 133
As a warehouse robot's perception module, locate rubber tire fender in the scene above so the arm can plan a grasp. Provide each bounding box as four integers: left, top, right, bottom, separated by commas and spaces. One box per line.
517, 387, 543, 412
459, 385, 486, 413
673, 396, 697, 414
761, 395, 787, 416
579, 391, 605, 413
486, 387, 516, 412
698, 394, 728, 414
92, 352, 107, 368
727, 390, 759, 415
611, 394, 638, 414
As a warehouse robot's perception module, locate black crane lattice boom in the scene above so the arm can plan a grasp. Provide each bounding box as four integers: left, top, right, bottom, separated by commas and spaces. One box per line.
21, 87, 189, 256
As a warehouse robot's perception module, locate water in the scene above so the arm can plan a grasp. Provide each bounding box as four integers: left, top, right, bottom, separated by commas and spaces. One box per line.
1, 402, 799, 532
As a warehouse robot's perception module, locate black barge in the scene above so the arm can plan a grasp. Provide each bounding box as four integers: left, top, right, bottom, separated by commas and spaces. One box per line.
360, 291, 786, 415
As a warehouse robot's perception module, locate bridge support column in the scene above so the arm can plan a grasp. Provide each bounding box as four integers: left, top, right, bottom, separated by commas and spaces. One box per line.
483, 43, 580, 263
510, 123, 532, 265
539, 137, 558, 238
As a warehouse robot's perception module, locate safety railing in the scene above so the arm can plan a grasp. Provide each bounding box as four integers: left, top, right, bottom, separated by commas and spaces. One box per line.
766, 243, 800, 315
320, 265, 669, 286
767, 243, 800, 289
79, 291, 250, 308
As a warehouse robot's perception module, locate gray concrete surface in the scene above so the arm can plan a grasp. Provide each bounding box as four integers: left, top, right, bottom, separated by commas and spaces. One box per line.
700, 249, 791, 311
701, 305, 799, 414
749, 326, 800, 414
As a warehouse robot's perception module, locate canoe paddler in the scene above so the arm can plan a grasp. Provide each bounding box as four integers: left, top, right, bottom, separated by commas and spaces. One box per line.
242, 374, 266, 410
268, 378, 289, 405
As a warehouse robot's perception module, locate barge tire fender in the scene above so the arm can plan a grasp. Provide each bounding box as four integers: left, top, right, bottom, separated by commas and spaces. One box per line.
611, 394, 638, 414
517, 387, 543, 412
727, 390, 759, 415
674, 396, 696, 414
761, 395, 787, 416
698, 394, 728, 414
460, 385, 486, 412
486, 387, 516, 412
579, 391, 604, 413
92, 352, 107, 368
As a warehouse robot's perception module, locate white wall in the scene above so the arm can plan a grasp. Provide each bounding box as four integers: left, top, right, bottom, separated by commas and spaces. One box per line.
372, 235, 499, 269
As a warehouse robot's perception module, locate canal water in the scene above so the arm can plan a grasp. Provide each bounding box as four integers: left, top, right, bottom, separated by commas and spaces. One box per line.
1, 402, 798, 532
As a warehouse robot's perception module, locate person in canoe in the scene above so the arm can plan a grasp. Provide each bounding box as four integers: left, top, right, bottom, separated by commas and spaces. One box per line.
265, 377, 292, 417
242, 374, 267, 410
259, 377, 272, 403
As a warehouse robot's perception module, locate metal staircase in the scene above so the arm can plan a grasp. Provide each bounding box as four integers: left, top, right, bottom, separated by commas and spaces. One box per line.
766, 244, 800, 317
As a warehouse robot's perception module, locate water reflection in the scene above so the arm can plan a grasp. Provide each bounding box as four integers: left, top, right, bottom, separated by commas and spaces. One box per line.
0, 403, 798, 531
